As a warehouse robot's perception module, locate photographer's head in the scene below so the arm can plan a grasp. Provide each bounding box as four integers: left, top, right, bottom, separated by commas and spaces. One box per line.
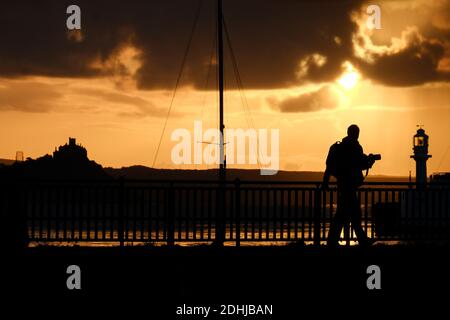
347, 124, 360, 141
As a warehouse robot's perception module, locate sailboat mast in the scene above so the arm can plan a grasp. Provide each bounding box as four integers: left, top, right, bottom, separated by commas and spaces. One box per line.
218, 0, 226, 181
214, 0, 226, 246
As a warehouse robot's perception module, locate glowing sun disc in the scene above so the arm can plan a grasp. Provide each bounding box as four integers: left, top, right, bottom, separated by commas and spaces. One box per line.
338, 70, 359, 89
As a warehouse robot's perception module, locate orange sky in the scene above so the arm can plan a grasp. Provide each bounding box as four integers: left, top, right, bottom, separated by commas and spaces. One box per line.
1, 0, 450, 176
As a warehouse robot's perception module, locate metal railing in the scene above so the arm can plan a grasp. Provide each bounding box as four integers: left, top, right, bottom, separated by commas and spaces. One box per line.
1, 179, 450, 246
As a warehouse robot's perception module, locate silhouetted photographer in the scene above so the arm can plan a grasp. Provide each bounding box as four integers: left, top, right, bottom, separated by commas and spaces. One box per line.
322, 124, 381, 247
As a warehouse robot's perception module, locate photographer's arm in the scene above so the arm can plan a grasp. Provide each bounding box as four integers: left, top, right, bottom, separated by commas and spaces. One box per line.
367, 154, 376, 168
360, 154, 375, 170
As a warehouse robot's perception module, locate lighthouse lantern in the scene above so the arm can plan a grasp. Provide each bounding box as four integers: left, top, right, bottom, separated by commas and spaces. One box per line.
411, 128, 431, 186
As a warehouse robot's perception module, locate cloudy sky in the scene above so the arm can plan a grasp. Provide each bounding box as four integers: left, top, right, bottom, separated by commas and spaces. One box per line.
1, 0, 450, 176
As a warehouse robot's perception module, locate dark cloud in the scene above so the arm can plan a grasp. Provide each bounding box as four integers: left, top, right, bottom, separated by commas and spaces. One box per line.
0, 0, 362, 89
1, 0, 449, 89
352, 29, 450, 86
269, 85, 339, 112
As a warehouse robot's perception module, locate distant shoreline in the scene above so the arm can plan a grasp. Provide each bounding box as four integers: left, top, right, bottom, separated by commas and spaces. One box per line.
0, 158, 410, 181
104, 166, 410, 182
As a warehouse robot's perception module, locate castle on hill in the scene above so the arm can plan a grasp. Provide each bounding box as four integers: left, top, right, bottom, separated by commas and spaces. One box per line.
53, 137, 88, 162
0, 137, 109, 180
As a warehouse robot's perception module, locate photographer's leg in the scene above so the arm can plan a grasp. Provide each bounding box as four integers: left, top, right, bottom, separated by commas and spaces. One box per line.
349, 191, 370, 246
327, 192, 345, 246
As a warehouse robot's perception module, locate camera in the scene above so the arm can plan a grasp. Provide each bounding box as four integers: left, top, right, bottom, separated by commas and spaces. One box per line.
368, 153, 382, 161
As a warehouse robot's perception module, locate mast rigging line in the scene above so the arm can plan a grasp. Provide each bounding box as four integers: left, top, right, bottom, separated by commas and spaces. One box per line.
152, 1, 265, 171
196, 19, 218, 170
223, 16, 267, 169
152, 0, 204, 168
199, 23, 218, 123
436, 145, 450, 173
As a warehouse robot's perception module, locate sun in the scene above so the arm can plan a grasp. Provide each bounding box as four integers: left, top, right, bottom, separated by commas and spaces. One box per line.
338, 70, 359, 89
337, 62, 360, 90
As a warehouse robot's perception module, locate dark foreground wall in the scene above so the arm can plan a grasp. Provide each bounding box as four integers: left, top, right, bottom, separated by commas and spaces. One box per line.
1, 245, 449, 318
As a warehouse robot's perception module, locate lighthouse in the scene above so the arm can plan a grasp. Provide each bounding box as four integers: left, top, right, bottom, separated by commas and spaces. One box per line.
410, 127, 431, 186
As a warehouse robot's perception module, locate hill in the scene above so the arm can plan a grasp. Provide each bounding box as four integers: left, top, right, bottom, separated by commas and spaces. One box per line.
104, 166, 409, 182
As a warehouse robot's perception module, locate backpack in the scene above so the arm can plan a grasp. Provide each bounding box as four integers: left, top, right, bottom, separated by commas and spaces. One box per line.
326, 141, 343, 178
326, 141, 370, 185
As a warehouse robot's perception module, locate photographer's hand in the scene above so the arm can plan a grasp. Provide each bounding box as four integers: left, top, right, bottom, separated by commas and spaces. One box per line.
368, 154, 376, 168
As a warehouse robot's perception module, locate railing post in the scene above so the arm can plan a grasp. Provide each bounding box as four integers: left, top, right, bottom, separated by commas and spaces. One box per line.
167, 182, 175, 246
235, 178, 241, 247
2, 180, 28, 251
118, 177, 125, 248
214, 180, 226, 246
314, 185, 322, 246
